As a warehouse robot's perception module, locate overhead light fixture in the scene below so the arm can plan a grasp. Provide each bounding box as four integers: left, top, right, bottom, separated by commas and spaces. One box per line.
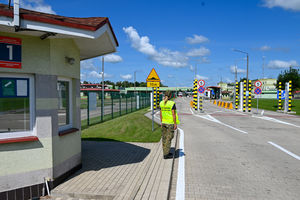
65, 56, 75, 65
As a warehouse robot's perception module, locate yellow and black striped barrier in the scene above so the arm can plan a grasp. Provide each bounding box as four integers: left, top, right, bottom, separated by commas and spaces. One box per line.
193, 79, 197, 110
153, 87, 157, 110
248, 80, 252, 112
243, 80, 246, 112
157, 87, 159, 109
278, 82, 282, 110
199, 95, 203, 111
288, 81, 292, 112
235, 81, 239, 110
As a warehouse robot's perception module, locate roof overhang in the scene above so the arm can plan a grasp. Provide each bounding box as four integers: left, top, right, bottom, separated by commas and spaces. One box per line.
0, 11, 118, 60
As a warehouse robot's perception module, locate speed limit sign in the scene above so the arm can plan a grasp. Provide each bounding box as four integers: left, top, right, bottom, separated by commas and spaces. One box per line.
254, 80, 262, 88
198, 80, 205, 87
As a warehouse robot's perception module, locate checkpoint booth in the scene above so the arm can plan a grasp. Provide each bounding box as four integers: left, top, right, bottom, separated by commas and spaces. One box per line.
207, 86, 221, 99
0, 3, 118, 199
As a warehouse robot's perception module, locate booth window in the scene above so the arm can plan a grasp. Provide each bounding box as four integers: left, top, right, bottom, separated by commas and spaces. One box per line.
57, 79, 72, 131
0, 76, 33, 135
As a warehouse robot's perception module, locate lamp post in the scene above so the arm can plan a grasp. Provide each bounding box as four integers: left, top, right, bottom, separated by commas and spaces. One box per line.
233, 49, 249, 94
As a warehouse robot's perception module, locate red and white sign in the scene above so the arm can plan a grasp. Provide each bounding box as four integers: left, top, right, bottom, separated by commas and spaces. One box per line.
0, 36, 22, 69
254, 80, 262, 88
198, 80, 205, 87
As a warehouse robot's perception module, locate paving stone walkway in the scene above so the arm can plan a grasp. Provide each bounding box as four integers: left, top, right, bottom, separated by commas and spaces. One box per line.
50, 112, 177, 200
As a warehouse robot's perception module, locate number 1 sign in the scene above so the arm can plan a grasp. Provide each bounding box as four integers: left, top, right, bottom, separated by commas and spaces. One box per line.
0, 36, 22, 69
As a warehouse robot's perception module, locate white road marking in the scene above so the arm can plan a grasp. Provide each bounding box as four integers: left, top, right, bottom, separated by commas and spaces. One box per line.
190, 108, 248, 134
253, 115, 300, 128
176, 128, 185, 200
268, 141, 300, 160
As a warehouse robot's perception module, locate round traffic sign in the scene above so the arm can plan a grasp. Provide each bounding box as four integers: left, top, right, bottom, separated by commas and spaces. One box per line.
254, 80, 262, 88
198, 86, 205, 93
198, 80, 205, 87
254, 87, 262, 95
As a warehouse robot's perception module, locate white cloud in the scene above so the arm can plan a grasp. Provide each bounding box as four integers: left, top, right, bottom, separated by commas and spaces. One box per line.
186, 47, 210, 57
81, 59, 96, 71
186, 34, 209, 44
196, 74, 209, 80
225, 78, 233, 83
89, 71, 112, 79
120, 74, 132, 80
20, 0, 56, 14
189, 65, 194, 72
230, 65, 246, 74
262, 0, 300, 11
167, 74, 174, 78
267, 60, 298, 69
80, 73, 86, 81
260, 45, 271, 51
123, 26, 188, 68
103, 54, 123, 63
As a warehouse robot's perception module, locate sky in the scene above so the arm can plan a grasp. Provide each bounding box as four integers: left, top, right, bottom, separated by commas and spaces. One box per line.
1, 0, 300, 87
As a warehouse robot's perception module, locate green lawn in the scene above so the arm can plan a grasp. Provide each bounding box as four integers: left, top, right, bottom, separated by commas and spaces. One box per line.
81, 108, 161, 142
252, 98, 300, 115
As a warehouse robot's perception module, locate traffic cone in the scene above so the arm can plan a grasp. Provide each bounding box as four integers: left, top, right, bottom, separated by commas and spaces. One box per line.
229, 103, 233, 109
190, 101, 193, 108
225, 102, 228, 109
214, 100, 216, 105
221, 101, 224, 107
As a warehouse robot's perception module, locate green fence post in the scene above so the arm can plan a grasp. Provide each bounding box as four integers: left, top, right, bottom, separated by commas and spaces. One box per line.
111, 93, 114, 119
125, 95, 127, 114
87, 91, 90, 126
119, 94, 121, 116
131, 94, 133, 113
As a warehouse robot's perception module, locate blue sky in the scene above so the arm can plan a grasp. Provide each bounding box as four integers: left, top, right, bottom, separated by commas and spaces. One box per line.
2, 0, 300, 87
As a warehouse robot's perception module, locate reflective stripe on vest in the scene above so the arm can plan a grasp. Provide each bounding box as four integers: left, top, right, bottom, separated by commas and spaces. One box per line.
159, 100, 180, 124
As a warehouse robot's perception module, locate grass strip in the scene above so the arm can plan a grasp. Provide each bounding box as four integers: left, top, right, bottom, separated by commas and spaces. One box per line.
81, 108, 161, 142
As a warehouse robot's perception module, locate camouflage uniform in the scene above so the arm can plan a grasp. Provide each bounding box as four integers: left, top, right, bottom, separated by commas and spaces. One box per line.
162, 124, 174, 156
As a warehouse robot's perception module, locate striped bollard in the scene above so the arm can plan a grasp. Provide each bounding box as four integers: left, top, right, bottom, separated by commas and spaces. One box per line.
235, 81, 239, 110
156, 87, 160, 109
243, 80, 246, 112
153, 87, 157, 110
248, 80, 252, 112
278, 82, 282, 110
288, 81, 292, 112
193, 79, 198, 111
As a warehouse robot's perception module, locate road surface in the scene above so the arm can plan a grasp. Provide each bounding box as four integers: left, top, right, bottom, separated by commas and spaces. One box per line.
174, 97, 300, 200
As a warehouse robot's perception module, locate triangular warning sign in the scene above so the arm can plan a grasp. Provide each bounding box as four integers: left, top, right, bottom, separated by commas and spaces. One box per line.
146, 68, 160, 82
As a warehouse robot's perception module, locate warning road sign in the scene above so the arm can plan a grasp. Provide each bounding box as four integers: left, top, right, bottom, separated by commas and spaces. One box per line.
146, 68, 160, 82
198, 80, 205, 87
146, 68, 160, 88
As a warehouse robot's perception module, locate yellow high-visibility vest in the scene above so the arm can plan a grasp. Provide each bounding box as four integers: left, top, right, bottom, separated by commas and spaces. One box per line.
160, 100, 180, 124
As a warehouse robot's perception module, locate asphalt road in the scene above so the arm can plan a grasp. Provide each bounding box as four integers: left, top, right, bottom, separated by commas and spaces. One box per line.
175, 97, 300, 200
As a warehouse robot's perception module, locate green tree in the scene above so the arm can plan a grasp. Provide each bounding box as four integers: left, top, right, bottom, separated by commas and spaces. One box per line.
276, 67, 300, 92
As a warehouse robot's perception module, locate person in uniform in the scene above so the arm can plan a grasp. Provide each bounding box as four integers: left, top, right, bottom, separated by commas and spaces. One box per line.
159, 90, 180, 159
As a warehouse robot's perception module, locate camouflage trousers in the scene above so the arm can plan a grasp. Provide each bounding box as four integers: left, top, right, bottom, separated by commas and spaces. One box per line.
161, 124, 175, 156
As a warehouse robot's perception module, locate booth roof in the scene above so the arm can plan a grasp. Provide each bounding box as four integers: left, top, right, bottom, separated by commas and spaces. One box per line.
0, 3, 118, 59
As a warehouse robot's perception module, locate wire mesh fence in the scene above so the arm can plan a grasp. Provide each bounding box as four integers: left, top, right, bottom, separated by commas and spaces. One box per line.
81, 91, 151, 129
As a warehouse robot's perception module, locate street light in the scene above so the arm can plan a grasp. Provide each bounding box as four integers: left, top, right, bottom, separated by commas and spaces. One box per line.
233, 49, 249, 92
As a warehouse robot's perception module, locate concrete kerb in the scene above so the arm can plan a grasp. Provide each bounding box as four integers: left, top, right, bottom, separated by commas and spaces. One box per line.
144, 110, 179, 199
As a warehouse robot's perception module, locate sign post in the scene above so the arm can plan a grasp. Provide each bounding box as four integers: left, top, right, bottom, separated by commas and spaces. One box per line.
197, 80, 205, 112
254, 81, 262, 114
146, 68, 160, 131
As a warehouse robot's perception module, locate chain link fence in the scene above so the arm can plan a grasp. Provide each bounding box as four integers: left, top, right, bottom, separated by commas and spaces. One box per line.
81, 91, 151, 129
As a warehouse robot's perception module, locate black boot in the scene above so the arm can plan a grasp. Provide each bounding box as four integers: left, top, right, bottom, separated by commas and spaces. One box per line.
163, 153, 173, 159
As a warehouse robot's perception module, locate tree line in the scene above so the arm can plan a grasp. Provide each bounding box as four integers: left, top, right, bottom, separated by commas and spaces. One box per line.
82, 80, 167, 88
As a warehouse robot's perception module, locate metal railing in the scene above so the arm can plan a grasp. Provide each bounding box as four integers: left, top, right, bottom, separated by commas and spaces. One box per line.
81, 91, 151, 129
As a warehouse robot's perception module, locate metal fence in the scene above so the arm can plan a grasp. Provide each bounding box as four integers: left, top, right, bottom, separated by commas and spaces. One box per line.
81, 91, 151, 128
